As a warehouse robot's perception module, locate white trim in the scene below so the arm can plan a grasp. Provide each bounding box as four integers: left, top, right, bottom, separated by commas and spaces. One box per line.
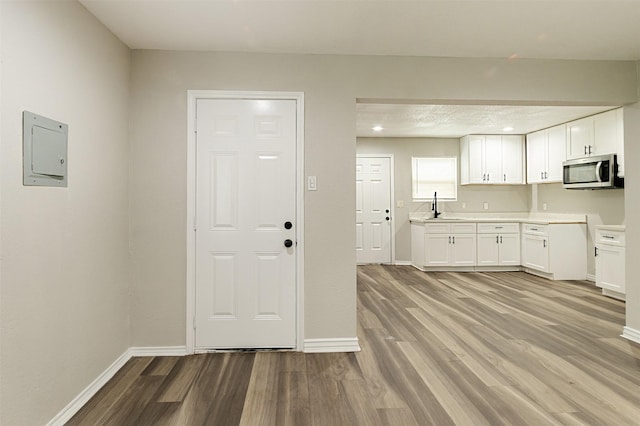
586, 273, 596, 282
621, 326, 640, 345
129, 346, 188, 357
186, 90, 305, 354
356, 154, 395, 264
304, 338, 361, 353
394, 261, 412, 266
46, 349, 133, 426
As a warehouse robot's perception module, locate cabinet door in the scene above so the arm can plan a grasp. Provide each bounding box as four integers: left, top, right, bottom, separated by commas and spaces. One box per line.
477, 234, 499, 266
546, 124, 566, 182
424, 234, 451, 266
451, 234, 476, 266
467, 136, 485, 184
483, 135, 502, 183
411, 224, 425, 268
566, 117, 594, 159
593, 110, 618, 156
501, 135, 524, 184
499, 233, 520, 266
521, 234, 549, 272
596, 244, 625, 293
526, 131, 546, 184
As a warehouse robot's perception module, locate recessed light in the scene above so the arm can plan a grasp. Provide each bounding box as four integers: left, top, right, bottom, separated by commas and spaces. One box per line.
372, 125, 384, 132
502, 126, 514, 132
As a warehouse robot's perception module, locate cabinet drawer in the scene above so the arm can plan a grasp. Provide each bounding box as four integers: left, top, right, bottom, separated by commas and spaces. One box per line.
522, 223, 548, 235
451, 223, 476, 234
596, 229, 625, 246
477, 223, 519, 234
424, 223, 451, 234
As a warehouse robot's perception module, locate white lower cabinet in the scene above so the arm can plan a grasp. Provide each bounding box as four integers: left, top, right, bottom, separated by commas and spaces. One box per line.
595, 227, 625, 300
521, 233, 550, 272
410, 219, 587, 280
521, 223, 587, 280
476, 223, 520, 266
424, 222, 477, 268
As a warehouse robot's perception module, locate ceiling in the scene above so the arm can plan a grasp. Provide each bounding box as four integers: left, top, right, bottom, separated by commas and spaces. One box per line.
356, 104, 614, 138
79, 0, 638, 138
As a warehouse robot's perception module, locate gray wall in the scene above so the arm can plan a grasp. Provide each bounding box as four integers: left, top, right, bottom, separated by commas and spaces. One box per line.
0, 2, 131, 425
357, 137, 531, 261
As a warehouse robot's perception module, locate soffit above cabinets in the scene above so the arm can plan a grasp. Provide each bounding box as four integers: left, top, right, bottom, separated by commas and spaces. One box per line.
356, 104, 615, 138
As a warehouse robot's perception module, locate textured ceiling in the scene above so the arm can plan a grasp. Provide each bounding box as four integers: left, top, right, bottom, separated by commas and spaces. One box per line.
356, 104, 614, 138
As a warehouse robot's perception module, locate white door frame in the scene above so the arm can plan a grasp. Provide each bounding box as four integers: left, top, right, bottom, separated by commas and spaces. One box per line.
186, 90, 305, 354
356, 154, 396, 264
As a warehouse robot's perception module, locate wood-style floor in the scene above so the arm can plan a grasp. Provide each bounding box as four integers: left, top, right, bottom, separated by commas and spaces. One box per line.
67, 265, 640, 425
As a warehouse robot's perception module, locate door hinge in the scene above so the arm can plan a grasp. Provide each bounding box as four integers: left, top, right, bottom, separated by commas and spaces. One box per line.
193, 316, 197, 330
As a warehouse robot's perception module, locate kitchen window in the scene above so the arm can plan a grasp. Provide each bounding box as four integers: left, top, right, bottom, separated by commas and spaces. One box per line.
412, 157, 457, 201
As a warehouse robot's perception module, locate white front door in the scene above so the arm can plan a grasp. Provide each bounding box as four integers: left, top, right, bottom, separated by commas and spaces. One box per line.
356, 156, 392, 264
194, 98, 297, 349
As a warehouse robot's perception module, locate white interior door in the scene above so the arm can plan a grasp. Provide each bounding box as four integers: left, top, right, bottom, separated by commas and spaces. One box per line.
195, 98, 297, 349
356, 156, 392, 264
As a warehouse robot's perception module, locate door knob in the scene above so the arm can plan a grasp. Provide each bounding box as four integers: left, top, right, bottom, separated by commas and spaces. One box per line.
284, 221, 293, 229
385, 209, 390, 213
386, 217, 390, 221
284, 239, 293, 248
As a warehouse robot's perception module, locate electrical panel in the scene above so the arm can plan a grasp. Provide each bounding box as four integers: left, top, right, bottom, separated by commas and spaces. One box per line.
23, 111, 68, 187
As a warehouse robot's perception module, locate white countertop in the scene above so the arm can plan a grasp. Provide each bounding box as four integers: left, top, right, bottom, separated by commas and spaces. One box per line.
409, 212, 587, 225
594, 224, 625, 231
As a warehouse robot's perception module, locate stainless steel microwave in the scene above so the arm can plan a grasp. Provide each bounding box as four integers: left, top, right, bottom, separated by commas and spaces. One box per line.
562, 154, 623, 189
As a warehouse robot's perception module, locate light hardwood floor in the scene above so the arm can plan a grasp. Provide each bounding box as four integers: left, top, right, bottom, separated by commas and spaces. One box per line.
67, 265, 640, 425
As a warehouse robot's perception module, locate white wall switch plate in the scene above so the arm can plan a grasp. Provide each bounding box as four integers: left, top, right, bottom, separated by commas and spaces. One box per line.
543, 203, 548, 211
307, 175, 317, 191
483, 202, 489, 210
396, 200, 404, 208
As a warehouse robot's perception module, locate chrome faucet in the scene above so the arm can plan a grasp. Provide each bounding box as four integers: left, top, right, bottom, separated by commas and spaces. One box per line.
432, 191, 441, 218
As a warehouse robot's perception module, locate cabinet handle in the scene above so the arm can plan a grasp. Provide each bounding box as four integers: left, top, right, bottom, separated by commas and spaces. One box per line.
495, 226, 503, 229
503, 174, 506, 182
452, 236, 455, 244
544, 171, 548, 179
595, 247, 598, 257
500, 236, 503, 244
584, 146, 587, 155
496, 236, 499, 244
589, 145, 593, 155
540, 171, 544, 180
449, 236, 451, 244
543, 239, 547, 248
530, 228, 538, 231
487, 173, 490, 182
602, 235, 615, 239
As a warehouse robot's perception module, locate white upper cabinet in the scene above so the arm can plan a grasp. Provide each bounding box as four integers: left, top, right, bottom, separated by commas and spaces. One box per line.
566, 116, 594, 158
565, 109, 624, 176
501, 135, 525, 184
526, 124, 566, 184
460, 135, 525, 185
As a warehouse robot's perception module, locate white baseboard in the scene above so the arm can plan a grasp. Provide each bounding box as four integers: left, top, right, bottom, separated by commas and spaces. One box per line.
393, 260, 412, 266
304, 337, 361, 353
47, 348, 133, 426
129, 346, 188, 357
47, 346, 187, 425
622, 326, 640, 345
586, 274, 596, 282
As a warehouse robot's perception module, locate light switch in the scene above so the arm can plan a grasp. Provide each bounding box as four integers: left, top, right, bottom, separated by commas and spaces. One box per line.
396, 200, 404, 208
483, 202, 489, 210
307, 176, 317, 191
